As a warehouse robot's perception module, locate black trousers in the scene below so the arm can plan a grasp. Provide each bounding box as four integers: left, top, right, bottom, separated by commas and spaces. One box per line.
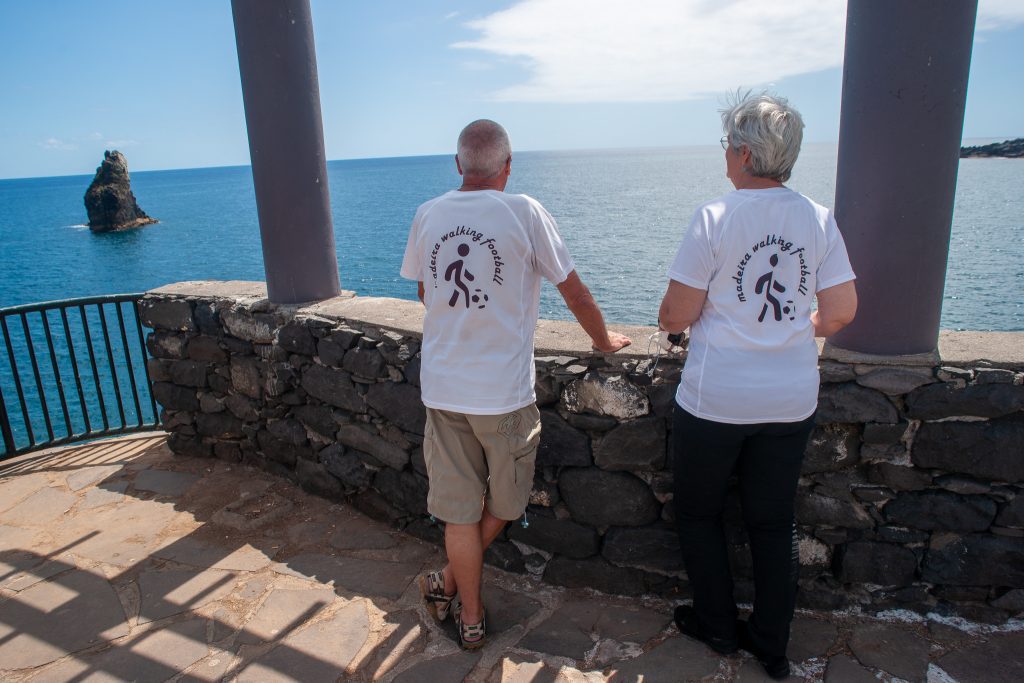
673, 405, 814, 658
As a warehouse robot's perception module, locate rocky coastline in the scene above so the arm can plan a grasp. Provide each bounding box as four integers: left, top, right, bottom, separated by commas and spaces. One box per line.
960, 137, 1023, 158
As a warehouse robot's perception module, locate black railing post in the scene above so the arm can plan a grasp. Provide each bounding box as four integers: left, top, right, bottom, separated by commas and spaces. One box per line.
0, 383, 14, 457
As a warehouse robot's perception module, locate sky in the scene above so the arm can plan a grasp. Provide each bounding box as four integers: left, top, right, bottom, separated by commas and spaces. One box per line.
1, 0, 1022, 180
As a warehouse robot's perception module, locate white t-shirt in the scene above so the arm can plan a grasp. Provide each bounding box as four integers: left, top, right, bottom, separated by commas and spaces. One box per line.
401, 190, 575, 415
668, 187, 855, 424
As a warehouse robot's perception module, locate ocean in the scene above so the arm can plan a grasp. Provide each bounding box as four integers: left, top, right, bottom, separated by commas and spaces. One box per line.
1, 145, 1022, 331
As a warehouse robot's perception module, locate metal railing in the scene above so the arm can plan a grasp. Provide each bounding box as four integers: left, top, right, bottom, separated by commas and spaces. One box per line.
0, 294, 159, 461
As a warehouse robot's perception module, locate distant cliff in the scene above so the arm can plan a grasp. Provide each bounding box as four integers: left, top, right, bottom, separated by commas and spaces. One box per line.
960, 138, 1023, 159
84, 150, 158, 232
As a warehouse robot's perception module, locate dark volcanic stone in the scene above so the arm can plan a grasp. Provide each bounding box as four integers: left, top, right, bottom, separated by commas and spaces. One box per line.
257, 429, 311, 467
152, 382, 199, 412
295, 458, 345, 500
267, 418, 308, 446
484, 540, 526, 573
187, 335, 227, 363
565, 413, 618, 432
884, 491, 996, 531
905, 382, 1024, 420
537, 410, 591, 467
147, 331, 188, 359
225, 394, 260, 422
507, 511, 600, 559
319, 444, 372, 489
170, 360, 209, 388
866, 463, 932, 491
139, 298, 193, 332
291, 404, 337, 438
837, 541, 918, 585
167, 432, 211, 458
923, 534, 1024, 585
996, 495, 1024, 528
862, 421, 908, 445
848, 623, 930, 682
559, 468, 660, 527
403, 357, 421, 387
336, 424, 409, 470
364, 383, 424, 434
84, 150, 158, 231
795, 491, 873, 529
647, 382, 678, 419
602, 526, 682, 571
277, 322, 316, 355
594, 417, 666, 471
374, 468, 428, 516
543, 555, 645, 596
816, 383, 898, 424
342, 347, 387, 379
193, 302, 220, 335
195, 412, 244, 438
301, 365, 366, 413
802, 424, 861, 473
913, 420, 1024, 483
316, 335, 347, 367
230, 356, 265, 399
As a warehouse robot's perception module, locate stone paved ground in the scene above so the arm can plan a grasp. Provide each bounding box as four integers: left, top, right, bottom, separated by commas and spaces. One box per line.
1, 434, 1022, 683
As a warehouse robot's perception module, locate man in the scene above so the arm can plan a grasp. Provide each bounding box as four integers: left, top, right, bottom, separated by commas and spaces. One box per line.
400, 119, 631, 649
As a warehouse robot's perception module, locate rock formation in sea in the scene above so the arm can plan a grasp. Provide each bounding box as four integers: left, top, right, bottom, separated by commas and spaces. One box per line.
84, 150, 158, 232
960, 137, 1024, 159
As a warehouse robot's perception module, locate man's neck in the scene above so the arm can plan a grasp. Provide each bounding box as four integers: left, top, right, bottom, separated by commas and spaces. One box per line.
458, 174, 507, 192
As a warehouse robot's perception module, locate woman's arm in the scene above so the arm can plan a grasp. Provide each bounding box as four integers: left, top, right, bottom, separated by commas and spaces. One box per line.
812, 280, 858, 337
658, 280, 708, 334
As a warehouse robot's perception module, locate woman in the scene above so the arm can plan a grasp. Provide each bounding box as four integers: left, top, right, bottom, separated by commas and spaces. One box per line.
659, 92, 857, 680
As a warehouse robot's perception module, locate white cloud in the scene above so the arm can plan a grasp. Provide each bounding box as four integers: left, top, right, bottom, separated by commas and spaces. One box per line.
40, 137, 78, 151
444, 11, 460, 21
976, 0, 1024, 31
90, 132, 103, 140
105, 139, 139, 148
454, 0, 1023, 103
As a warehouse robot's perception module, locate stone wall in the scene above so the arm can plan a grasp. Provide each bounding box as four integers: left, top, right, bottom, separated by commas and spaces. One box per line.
142, 281, 1024, 624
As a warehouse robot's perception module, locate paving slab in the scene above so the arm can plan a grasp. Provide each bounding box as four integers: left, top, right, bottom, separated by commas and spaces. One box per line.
935, 631, 1024, 682
605, 635, 722, 681
358, 608, 428, 679
136, 568, 238, 624
30, 617, 210, 682
491, 654, 600, 682
824, 653, 878, 682
0, 554, 72, 592
133, 469, 200, 496
328, 514, 398, 550
848, 622, 931, 682
273, 552, 420, 600
392, 650, 481, 683
235, 599, 370, 682
80, 480, 129, 509
787, 615, 839, 662
65, 464, 123, 491
153, 536, 279, 572
0, 471, 52, 513
0, 568, 130, 669
0, 487, 77, 526
237, 587, 336, 644
0, 523, 41, 551
517, 599, 667, 661
735, 656, 802, 681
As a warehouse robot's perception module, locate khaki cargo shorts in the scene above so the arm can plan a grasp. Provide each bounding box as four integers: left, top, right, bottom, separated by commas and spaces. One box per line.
423, 404, 541, 524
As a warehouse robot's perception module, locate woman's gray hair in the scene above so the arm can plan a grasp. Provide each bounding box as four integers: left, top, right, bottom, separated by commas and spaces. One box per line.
457, 119, 511, 177
720, 91, 804, 183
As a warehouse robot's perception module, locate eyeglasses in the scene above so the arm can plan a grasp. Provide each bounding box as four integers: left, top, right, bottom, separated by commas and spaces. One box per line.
720, 135, 731, 151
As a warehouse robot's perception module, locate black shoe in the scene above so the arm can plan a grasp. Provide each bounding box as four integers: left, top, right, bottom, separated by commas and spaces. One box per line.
737, 619, 790, 680
673, 605, 738, 655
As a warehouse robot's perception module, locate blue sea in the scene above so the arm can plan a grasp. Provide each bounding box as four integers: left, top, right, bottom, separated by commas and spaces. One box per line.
1, 145, 1022, 330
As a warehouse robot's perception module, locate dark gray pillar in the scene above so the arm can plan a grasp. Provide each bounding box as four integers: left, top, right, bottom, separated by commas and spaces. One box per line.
829, 0, 977, 355
231, 0, 340, 304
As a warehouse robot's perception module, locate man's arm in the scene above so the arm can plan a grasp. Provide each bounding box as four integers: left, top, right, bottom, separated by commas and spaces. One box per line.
658, 280, 707, 334
812, 280, 857, 337
556, 271, 631, 352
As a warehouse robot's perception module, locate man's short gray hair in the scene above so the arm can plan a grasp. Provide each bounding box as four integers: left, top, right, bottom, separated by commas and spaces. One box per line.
720, 91, 804, 183
457, 119, 511, 177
